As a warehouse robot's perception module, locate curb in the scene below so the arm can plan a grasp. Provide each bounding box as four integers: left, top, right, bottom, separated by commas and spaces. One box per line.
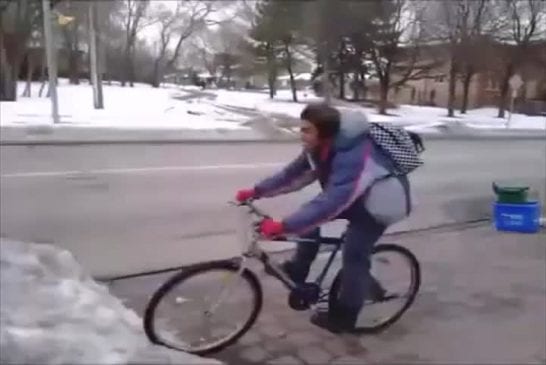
1, 124, 545, 145
0, 125, 296, 145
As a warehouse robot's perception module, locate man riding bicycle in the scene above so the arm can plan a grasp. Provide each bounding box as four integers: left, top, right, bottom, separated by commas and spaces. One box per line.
235, 103, 413, 333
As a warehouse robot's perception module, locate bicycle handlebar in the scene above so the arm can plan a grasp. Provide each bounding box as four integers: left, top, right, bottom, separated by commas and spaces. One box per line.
230, 199, 290, 241
230, 199, 329, 244
231, 199, 270, 219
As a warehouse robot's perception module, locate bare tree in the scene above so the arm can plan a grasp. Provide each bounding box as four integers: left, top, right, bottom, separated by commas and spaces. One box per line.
367, 0, 435, 115
456, 0, 504, 114
21, 5, 45, 97
56, 0, 88, 85
434, 1, 468, 117
191, 34, 218, 78
0, 0, 42, 101
495, 0, 545, 118
121, 0, 151, 87
427, 1, 499, 116
95, 0, 125, 85
164, 1, 216, 71
27, 0, 85, 95
148, 3, 179, 87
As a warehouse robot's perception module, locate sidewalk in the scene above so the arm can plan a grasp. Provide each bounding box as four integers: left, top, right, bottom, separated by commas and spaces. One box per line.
1, 123, 544, 145
107, 224, 546, 364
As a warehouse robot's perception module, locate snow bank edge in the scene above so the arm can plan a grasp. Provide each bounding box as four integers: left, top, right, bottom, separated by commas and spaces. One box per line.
0, 124, 544, 145
0, 239, 223, 365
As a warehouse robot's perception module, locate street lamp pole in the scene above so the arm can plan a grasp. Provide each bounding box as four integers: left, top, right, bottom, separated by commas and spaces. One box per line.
88, 1, 103, 109
319, 0, 332, 105
42, 0, 60, 124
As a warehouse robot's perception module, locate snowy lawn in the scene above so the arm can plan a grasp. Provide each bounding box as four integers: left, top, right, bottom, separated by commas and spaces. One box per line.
1, 80, 544, 132
0, 80, 248, 130
206, 88, 546, 132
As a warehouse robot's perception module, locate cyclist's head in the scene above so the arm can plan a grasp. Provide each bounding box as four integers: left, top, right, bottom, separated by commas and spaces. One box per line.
300, 103, 340, 150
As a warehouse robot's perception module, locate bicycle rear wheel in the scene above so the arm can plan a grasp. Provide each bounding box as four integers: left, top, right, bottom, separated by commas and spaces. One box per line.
329, 244, 420, 334
144, 260, 263, 355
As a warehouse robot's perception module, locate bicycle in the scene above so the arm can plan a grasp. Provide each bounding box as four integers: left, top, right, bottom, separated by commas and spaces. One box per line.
143, 200, 421, 355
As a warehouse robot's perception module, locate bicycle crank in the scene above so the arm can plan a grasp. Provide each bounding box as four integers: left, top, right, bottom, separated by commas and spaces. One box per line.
288, 283, 320, 311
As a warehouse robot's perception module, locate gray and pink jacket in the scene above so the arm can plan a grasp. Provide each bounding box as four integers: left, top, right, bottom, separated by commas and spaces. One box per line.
254, 109, 412, 234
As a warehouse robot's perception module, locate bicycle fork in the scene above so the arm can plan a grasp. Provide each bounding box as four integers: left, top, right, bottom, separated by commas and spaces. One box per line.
204, 258, 249, 317
259, 251, 298, 291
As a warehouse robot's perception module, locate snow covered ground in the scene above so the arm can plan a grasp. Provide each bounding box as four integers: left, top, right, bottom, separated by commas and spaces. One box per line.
207, 88, 545, 132
0, 80, 248, 130
1, 80, 544, 133
0, 239, 221, 364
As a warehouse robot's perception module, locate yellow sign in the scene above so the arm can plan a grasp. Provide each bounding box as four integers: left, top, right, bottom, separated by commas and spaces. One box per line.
53, 10, 75, 26
57, 14, 75, 25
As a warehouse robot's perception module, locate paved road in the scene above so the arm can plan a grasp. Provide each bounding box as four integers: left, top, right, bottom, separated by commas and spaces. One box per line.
1, 139, 545, 278
108, 224, 546, 364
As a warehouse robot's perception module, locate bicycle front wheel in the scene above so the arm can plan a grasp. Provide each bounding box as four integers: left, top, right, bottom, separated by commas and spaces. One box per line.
144, 260, 263, 355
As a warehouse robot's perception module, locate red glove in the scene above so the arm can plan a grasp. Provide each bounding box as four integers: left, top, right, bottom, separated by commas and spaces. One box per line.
236, 188, 256, 203
259, 218, 284, 238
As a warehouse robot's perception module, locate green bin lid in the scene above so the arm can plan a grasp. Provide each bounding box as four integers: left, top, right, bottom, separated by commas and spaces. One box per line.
492, 182, 529, 194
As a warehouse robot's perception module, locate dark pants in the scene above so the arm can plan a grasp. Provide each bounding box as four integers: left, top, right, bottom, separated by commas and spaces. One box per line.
287, 208, 386, 313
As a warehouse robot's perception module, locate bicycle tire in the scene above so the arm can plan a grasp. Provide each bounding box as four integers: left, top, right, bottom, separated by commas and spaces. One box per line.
328, 244, 421, 334
143, 260, 263, 355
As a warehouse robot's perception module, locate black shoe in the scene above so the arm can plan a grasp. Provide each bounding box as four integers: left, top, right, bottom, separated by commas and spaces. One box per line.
310, 307, 358, 334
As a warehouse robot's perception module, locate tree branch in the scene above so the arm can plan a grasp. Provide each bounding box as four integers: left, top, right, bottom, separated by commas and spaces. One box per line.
166, 1, 214, 68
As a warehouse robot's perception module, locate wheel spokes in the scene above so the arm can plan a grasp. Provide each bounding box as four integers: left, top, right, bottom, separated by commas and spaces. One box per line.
148, 267, 259, 354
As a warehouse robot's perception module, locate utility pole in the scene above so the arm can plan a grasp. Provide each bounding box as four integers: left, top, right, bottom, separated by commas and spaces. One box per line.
88, 1, 103, 109
42, 0, 60, 123
319, 0, 332, 105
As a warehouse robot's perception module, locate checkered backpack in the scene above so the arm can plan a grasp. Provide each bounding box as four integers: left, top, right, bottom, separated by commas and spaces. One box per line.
368, 123, 425, 176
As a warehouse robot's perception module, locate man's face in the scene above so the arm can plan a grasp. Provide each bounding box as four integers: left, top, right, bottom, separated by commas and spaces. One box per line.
300, 119, 320, 151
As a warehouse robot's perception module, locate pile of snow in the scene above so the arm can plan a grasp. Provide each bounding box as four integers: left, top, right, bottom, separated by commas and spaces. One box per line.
0, 239, 221, 365
0, 80, 248, 130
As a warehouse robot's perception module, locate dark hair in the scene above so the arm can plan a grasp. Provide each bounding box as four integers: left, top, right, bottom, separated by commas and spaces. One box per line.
300, 103, 341, 139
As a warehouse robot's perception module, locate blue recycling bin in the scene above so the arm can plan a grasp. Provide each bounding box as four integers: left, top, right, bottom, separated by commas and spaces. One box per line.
493, 201, 541, 233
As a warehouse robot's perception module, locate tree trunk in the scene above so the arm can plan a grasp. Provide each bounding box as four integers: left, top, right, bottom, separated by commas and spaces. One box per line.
122, 44, 131, 87
284, 42, 297, 102
497, 63, 513, 119
352, 71, 359, 101
3, 58, 20, 101
359, 69, 367, 100
39, 52, 47, 97
378, 79, 389, 115
447, 57, 457, 117
69, 50, 79, 84
128, 55, 135, 87
338, 71, 345, 100
69, 21, 80, 85
268, 71, 276, 99
151, 58, 161, 88
63, 18, 80, 85
22, 54, 33, 97
266, 44, 276, 99
0, 32, 18, 101
460, 66, 474, 114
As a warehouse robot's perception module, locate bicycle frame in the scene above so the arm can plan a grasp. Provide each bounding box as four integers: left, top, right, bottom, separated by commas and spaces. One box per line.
234, 200, 344, 292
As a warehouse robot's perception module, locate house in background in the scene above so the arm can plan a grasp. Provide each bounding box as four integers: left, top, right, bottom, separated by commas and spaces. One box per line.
383, 40, 546, 114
